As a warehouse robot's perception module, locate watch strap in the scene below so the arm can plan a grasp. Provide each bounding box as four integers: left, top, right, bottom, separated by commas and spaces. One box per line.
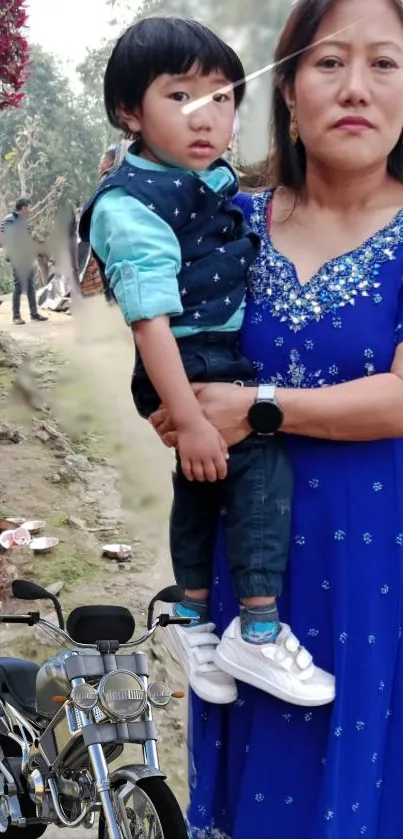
257, 384, 276, 402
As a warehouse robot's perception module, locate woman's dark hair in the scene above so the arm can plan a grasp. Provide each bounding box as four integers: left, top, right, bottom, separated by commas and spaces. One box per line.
104, 16, 246, 132
246, 0, 403, 190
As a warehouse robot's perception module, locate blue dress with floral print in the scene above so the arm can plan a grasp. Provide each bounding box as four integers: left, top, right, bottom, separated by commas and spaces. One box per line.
186, 190, 403, 839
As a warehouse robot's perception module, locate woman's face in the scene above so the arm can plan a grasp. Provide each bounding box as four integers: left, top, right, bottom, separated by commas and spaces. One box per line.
289, 0, 403, 174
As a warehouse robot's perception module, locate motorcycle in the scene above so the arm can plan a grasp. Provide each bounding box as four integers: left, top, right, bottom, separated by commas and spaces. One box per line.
0, 578, 191, 838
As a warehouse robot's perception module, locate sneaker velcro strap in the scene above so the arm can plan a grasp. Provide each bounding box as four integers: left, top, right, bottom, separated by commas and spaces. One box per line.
272, 644, 295, 667
194, 648, 216, 665
295, 646, 313, 670
186, 622, 216, 636
196, 662, 220, 673
186, 632, 219, 649
284, 632, 300, 653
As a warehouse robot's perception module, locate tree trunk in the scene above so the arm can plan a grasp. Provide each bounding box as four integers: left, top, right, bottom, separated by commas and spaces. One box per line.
36, 254, 50, 286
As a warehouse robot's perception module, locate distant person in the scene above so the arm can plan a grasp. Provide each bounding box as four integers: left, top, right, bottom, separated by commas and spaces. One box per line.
99, 146, 118, 179
78, 146, 120, 298
0, 197, 47, 325
76, 205, 91, 278
57, 197, 81, 291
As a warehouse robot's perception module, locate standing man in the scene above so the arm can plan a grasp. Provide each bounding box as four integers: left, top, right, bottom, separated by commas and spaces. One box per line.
0, 197, 47, 325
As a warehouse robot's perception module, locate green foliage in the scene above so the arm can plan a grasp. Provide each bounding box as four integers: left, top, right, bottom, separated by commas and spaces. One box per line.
0, 45, 106, 210
0, 251, 12, 294
77, 47, 120, 152
0, 0, 294, 243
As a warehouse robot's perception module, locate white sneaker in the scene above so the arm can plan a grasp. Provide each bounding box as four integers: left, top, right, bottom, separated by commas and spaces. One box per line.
164, 611, 237, 704
214, 618, 335, 707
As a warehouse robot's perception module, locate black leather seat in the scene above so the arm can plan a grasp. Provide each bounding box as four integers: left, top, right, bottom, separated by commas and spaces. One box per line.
0, 658, 39, 718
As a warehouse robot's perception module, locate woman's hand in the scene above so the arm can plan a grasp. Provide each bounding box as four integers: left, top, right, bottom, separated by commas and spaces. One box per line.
149, 408, 177, 448
192, 382, 255, 446
150, 382, 256, 448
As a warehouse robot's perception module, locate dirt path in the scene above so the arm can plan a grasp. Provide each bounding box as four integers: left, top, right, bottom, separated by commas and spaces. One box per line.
0, 295, 189, 834
1, 294, 175, 544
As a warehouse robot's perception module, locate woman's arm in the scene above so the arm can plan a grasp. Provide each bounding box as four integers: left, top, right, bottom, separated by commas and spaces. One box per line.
280, 349, 403, 440
150, 344, 403, 445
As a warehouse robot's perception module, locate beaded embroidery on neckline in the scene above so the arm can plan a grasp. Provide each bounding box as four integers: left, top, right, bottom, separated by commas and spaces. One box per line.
248, 191, 403, 333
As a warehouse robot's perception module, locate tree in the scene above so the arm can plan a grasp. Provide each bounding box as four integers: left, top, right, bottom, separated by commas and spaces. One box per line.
0, 0, 29, 110
76, 46, 120, 153
0, 46, 104, 210
0, 45, 107, 289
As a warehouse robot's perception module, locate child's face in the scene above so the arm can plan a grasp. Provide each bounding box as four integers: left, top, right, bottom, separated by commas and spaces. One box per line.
122, 66, 236, 170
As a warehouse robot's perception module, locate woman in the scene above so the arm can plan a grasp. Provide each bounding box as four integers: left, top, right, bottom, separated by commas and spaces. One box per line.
152, 0, 403, 835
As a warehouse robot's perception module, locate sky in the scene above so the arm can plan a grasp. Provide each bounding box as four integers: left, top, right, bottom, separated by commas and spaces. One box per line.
26, 0, 135, 82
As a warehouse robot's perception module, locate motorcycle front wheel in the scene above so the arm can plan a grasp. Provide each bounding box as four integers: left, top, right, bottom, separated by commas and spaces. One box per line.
99, 775, 188, 839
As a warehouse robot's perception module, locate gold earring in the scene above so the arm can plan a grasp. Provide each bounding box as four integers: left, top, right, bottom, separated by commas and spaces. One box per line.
289, 113, 299, 145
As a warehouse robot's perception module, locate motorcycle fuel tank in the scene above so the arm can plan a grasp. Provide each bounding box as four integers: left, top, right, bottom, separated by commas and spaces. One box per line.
36, 650, 81, 717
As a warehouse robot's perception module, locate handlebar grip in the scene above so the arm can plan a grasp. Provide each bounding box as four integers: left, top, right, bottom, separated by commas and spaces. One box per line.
0, 612, 40, 625
166, 617, 193, 626
158, 613, 195, 628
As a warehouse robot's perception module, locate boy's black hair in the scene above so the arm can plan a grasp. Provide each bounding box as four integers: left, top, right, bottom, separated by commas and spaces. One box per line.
104, 16, 246, 131
15, 197, 31, 211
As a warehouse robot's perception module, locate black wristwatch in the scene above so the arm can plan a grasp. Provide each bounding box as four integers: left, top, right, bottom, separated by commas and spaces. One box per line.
247, 384, 284, 435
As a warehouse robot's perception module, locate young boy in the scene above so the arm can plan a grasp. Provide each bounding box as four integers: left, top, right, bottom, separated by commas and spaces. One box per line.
79, 17, 334, 707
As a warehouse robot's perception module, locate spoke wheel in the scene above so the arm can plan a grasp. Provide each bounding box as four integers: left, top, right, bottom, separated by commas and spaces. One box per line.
99, 776, 188, 839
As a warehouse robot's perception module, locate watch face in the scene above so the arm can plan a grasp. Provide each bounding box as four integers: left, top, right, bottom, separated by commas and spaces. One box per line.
248, 400, 283, 435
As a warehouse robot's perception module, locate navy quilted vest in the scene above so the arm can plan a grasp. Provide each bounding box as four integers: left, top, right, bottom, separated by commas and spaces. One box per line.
79, 157, 259, 329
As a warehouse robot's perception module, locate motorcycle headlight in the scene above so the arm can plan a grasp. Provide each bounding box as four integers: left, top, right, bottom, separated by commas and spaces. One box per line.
70, 683, 98, 711
147, 681, 172, 708
98, 671, 146, 720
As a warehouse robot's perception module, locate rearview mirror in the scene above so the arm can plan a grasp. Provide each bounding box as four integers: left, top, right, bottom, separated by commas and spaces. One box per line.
12, 579, 65, 629
13, 579, 50, 601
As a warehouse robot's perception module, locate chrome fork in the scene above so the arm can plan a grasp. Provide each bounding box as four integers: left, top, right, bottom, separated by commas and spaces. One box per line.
141, 677, 159, 771
87, 742, 122, 839
71, 678, 123, 839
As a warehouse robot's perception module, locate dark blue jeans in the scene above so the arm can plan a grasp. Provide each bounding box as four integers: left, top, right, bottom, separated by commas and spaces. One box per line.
171, 436, 292, 599
131, 331, 293, 599
12, 268, 38, 319
131, 331, 255, 418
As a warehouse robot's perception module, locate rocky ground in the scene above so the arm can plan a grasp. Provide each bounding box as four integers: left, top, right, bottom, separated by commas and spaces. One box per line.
0, 295, 188, 835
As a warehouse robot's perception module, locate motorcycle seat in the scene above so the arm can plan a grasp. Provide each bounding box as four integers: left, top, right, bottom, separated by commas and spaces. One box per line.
0, 658, 39, 718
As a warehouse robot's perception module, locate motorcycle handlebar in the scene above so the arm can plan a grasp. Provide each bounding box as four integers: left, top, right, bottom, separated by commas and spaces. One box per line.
0, 612, 40, 625
0, 613, 193, 649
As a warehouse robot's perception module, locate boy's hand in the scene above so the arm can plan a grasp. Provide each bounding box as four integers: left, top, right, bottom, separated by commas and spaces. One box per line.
177, 418, 228, 482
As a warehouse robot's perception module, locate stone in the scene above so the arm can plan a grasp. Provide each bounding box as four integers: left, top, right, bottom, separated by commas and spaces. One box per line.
46, 581, 64, 596
66, 515, 87, 530
0, 332, 22, 369
35, 429, 51, 443
65, 453, 91, 472
14, 366, 46, 411
0, 422, 23, 443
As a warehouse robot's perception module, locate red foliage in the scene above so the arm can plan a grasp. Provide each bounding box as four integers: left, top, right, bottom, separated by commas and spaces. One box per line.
0, 0, 29, 110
